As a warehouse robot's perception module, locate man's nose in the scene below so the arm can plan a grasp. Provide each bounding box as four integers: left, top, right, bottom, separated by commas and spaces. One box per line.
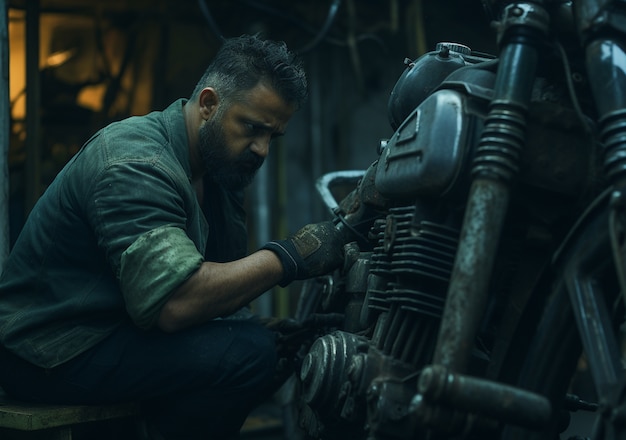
250, 135, 271, 158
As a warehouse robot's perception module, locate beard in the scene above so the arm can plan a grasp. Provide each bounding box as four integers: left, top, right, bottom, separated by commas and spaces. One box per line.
198, 117, 265, 190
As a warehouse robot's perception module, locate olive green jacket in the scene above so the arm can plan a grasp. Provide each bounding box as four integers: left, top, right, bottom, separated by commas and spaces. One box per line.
0, 99, 247, 368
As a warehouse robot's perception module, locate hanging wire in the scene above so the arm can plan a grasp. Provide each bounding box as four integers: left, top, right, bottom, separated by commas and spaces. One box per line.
294, 0, 341, 54
555, 39, 595, 136
241, 0, 385, 52
197, 0, 226, 43
197, 0, 341, 54
197, 0, 391, 59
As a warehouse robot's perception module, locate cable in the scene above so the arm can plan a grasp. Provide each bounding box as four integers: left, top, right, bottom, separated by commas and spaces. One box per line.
555, 39, 594, 136
197, 0, 225, 43
296, 0, 342, 54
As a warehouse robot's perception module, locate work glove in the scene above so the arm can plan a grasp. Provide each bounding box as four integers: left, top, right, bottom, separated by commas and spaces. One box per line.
263, 220, 353, 287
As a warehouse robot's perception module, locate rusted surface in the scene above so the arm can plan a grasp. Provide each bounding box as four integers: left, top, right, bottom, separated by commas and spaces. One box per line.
418, 365, 551, 429
433, 178, 510, 371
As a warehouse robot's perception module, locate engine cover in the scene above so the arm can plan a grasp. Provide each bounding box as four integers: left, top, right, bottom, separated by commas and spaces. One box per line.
376, 88, 484, 200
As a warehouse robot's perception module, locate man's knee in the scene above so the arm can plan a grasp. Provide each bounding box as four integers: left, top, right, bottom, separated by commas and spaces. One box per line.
221, 321, 277, 389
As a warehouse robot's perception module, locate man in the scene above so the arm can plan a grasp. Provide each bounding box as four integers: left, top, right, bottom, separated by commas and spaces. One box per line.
0, 34, 351, 439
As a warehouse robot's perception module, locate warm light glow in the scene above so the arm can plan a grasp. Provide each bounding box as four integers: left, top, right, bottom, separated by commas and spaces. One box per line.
44, 48, 76, 68
9, 8, 26, 120
77, 84, 106, 111
9, 8, 155, 122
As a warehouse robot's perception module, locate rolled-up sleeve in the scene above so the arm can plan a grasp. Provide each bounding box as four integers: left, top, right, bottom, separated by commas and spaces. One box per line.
120, 225, 203, 329
85, 141, 206, 330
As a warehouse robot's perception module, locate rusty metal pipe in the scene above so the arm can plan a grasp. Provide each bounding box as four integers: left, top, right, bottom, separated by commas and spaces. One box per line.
432, 3, 549, 372
417, 365, 552, 429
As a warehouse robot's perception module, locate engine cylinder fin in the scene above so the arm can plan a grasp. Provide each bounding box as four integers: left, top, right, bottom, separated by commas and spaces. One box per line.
387, 286, 446, 318
381, 303, 405, 352
367, 290, 390, 312
367, 207, 460, 317
368, 206, 461, 367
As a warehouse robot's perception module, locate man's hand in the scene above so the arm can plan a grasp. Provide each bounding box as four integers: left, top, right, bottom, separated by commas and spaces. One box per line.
262, 221, 352, 286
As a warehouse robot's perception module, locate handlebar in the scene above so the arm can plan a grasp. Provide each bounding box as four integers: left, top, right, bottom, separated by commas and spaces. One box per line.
315, 170, 366, 217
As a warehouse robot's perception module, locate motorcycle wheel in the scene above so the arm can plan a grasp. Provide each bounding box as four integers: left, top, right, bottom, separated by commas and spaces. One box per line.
500, 198, 625, 440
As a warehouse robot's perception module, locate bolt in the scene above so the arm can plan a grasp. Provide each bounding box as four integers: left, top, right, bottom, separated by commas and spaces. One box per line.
611, 190, 626, 209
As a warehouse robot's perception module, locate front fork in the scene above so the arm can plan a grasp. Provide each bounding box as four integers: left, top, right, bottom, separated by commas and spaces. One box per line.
413, 1, 554, 431
433, 1, 549, 373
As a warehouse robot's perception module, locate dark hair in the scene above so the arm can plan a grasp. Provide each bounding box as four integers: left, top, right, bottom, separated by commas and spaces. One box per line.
190, 34, 308, 110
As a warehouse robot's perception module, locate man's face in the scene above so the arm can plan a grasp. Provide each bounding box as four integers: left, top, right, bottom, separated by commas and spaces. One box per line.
198, 82, 296, 190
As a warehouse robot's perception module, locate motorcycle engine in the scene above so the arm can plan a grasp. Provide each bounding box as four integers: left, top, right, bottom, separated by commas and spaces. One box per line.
296, 42, 599, 439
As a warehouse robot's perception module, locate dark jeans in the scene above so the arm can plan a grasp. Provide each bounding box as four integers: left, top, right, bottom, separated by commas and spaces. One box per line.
0, 318, 277, 439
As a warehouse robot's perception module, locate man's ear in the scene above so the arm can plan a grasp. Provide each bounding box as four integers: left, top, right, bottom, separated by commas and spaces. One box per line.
199, 87, 219, 120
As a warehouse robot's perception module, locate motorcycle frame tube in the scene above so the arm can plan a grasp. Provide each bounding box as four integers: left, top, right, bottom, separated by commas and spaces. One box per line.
432, 3, 546, 373
418, 364, 551, 429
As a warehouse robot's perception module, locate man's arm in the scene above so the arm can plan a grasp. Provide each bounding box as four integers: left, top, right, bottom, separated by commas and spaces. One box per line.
158, 217, 357, 332
157, 249, 283, 332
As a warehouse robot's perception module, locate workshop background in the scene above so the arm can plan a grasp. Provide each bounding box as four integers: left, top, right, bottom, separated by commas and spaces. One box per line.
0, 0, 495, 318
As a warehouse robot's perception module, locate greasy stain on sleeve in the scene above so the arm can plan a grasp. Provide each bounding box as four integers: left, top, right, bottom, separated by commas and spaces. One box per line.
120, 225, 203, 329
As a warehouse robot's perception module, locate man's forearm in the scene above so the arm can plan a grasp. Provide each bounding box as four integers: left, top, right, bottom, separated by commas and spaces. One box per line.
157, 249, 284, 332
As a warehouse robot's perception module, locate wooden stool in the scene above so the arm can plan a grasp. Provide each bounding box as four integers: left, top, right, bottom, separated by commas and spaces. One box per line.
0, 389, 140, 439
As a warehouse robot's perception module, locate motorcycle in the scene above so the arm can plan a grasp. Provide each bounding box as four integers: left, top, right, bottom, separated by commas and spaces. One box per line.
287, 0, 626, 439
